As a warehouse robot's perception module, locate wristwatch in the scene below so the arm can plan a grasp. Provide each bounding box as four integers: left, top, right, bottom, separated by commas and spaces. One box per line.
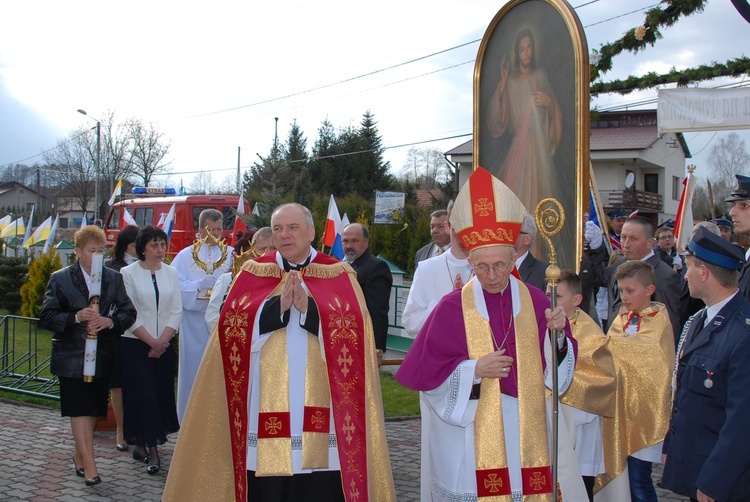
376, 349, 385, 358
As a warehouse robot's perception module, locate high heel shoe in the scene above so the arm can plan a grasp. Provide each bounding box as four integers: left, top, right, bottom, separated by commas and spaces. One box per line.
132, 448, 149, 463
146, 458, 161, 475
116, 442, 129, 452
85, 475, 102, 487
72, 457, 84, 478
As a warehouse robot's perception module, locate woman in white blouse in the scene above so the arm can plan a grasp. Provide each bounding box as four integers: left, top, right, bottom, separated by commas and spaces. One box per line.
121, 225, 182, 475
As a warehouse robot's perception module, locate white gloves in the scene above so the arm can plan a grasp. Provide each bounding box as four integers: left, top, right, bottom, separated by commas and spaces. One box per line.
199, 274, 218, 292
672, 254, 683, 270
584, 220, 603, 249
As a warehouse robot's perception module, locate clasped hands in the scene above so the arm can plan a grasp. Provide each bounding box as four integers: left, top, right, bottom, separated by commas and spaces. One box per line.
474, 307, 566, 380
77, 307, 113, 333
280, 271, 308, 315
148, 332, 172, 358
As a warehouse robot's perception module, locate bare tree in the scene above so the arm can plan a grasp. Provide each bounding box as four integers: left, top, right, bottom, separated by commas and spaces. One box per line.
188, 171, 213, 195
99, 111, 134, 197
399, 147, 450, 188
708, 132, 750, 204
127, 119, 172, 187
42, 127, 97, 214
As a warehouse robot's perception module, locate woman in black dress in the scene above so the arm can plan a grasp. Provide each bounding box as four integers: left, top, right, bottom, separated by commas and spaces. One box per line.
121, 225, 182, 474
39, 226, 136, 486
104, 224, 139, 451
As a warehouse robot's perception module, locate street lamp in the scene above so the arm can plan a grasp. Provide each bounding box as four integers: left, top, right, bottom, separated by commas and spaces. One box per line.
77, 109, 101, 223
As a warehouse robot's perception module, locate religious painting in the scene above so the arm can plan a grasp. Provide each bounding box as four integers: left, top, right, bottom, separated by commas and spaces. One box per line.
474, 0, 589, 270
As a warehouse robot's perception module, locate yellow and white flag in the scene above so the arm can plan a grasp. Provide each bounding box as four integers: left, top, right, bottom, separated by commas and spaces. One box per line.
108, 179, 123, 206
23, 216, 53, 248
0, 214, 11, 232
0, 217, 25, 239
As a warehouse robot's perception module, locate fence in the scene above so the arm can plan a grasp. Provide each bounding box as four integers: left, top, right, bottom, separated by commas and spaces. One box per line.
0, 285, 414, 399
0, 314, 59, 400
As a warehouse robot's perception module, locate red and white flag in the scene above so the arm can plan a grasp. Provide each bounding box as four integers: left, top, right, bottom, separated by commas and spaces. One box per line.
233, 197, 246, 246
674, 170, 695, 252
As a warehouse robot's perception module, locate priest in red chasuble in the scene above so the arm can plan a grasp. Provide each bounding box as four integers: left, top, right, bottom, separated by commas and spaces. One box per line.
164, 203, 395, 502
396, 167, 588, 501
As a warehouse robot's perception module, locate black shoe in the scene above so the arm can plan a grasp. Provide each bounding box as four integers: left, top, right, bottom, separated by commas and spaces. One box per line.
85, 475, 102, 487
72, 457, 84, 478
146, 458, 161, 475
132, 448, 149, 463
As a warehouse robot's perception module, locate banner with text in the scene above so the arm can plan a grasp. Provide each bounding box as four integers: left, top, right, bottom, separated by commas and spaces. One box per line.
658, 87, 750, 133
373, 191, 405, 224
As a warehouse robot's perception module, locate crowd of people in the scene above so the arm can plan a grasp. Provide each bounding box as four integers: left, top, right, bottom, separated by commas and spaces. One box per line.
38, 172, 750, 501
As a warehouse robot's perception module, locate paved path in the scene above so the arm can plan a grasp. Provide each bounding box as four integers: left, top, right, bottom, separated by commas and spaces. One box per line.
0, 399, 687, 501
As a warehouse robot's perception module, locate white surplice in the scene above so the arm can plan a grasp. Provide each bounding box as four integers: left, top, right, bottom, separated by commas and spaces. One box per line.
419, 278, 587, 501
171, 242, 233, 422
402, 251, 473, 338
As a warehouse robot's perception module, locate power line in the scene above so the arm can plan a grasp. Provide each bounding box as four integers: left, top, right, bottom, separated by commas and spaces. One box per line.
151, 132, 473, 177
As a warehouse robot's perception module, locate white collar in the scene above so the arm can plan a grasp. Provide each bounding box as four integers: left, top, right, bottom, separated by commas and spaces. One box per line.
515, 251, 529, 269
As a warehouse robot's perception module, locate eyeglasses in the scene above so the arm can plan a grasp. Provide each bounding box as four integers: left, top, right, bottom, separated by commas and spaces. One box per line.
474, 262, 512, 275
657, 235, 674, 241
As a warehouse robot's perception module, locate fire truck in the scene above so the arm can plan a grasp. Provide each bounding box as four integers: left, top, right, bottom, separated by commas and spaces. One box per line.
103, 188, 249, 255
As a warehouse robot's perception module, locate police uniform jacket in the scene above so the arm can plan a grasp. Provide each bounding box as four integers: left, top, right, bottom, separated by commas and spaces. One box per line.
661, 292, 750, 501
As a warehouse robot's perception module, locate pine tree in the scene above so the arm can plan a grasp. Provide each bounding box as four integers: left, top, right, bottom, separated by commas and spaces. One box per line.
20, 250, 62, 318
0, 255, 29, 315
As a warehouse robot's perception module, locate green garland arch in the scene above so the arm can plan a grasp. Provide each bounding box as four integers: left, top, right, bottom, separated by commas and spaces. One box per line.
587, 0, 750, 95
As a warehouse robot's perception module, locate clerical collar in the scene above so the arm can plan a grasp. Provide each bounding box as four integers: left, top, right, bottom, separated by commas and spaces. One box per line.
277, 247, 317, 271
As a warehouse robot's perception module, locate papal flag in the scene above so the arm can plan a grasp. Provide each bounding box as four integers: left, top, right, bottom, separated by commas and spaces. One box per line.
0, 214, 12, 232
43, 215, 60, 254
0, 217, 25, 239
23, 216, 53, 248
108, 179, 123, 206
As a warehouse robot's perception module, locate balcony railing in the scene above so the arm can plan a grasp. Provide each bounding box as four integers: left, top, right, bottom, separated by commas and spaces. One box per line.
602, 189, 663, 212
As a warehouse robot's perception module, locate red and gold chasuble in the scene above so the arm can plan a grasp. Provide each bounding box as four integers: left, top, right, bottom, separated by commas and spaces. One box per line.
462, 278, 554, 501
216, 252, 390, 502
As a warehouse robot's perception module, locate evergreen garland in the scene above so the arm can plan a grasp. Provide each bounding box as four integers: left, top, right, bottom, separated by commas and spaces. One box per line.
586, 0, 750, 95
591, 57, 750, 95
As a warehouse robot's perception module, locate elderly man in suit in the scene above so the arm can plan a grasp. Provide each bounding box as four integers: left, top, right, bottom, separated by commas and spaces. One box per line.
591, 216, 681, 344
661, 227, 750, 502
514, 213, 547, 291
342, 223, 393, 365
414, 209, 451, 270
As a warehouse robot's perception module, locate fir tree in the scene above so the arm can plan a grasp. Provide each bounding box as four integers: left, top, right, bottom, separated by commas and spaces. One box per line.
0, 255, 29, 315
20, 250, 62, 318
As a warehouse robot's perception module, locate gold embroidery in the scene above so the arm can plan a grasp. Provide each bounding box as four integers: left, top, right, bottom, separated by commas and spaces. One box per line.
264, 416, 283, 435
229, 344, 241, 374
337, 345, 354, 376
529, 471, 546, 490
327, 296, 359, 345
311, 410, 325, 430
342, 412, 356, 445
462, 228, 515, 247
349, 478, 361, 501
484, 473, 503, 493
474, 197, 494, 216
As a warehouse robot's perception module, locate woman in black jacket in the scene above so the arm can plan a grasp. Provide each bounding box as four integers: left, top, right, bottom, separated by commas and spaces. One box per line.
104, 224, 139, 451
39, 226, 136, 486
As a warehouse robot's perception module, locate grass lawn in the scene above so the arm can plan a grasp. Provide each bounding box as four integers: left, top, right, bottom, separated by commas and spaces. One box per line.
1, 312, 420, 419
380, 371, 419, 417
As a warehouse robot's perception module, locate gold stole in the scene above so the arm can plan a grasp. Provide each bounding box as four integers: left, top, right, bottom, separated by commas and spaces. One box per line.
462, 278, 554, 501
256, 328, 331, 476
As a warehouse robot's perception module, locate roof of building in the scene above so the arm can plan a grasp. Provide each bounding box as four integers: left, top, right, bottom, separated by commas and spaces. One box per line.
415, 189, 444, 207
444, 139, 472, 156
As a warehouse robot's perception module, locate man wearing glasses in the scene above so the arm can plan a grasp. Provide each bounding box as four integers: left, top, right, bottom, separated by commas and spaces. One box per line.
397, 167, 586, 500
654, 222, 682, 271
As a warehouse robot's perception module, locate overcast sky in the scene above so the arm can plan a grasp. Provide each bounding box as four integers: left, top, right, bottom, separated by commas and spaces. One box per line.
1, 0, 748, 191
